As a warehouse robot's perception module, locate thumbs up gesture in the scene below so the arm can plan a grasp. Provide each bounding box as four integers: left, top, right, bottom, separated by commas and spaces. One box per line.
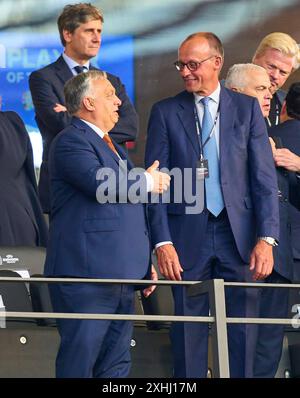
146, 160, 170, 194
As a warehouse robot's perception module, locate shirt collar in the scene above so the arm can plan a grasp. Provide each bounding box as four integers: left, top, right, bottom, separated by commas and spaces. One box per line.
62, 52, 90, 71
80, 119, 105, 138
194, 83, 221, 104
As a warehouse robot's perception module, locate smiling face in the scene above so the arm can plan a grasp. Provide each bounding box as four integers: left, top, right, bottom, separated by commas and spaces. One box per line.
87, 78, 122, 132
178, 37, 222, 96
254, 48, 294, 94
63, 19, 102, 64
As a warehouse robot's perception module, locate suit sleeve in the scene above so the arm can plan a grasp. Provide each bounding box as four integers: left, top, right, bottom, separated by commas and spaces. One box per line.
145, 103, 172, 246
107, 74, 138, 144
29, 70, 72, 136
248, 99, 280, 240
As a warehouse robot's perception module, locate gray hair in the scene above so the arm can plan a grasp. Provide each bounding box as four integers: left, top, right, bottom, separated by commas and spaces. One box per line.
225, 63, 267, 89
64, 70, 107, 115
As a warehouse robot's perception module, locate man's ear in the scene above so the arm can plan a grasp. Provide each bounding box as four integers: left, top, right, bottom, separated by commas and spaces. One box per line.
230, 87, 240, 93
214, 56, 223, 71
82, 97, 95, 111
63, 29, 72, 44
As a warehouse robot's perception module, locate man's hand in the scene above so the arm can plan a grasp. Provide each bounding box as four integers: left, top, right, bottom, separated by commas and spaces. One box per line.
274, 148, 300, 172
147, 160, 171, 194
53, 103, 67, 113
156, 244, 183, 281
143, 265, 158, 298
249, 240, 274, 281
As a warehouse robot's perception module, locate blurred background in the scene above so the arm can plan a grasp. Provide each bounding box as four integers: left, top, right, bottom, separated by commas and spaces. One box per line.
0, 0, 300, 168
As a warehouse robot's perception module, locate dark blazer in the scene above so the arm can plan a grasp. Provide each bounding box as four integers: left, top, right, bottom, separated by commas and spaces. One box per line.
44, 117, 150, 279
145, 87, 279, 270
29, 56, 138, 213
0, 111, 48, 246
269, 120, 300, 264
273, 167, 295, 280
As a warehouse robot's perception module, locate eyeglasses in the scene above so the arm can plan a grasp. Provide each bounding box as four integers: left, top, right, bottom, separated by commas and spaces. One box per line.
174, 55, 217, 72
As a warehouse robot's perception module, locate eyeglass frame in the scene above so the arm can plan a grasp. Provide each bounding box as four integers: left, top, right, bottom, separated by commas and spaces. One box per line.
173, 55, 219, 72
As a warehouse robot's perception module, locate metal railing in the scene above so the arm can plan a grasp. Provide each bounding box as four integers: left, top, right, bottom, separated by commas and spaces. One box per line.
0, 276, 300, 378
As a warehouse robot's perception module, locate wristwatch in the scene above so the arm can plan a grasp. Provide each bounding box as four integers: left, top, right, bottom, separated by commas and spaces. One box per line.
259, 237, 278, 246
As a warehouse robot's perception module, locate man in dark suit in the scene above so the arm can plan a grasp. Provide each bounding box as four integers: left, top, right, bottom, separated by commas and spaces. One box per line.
0, 111, 48, 246
145, 32, 279, 378
252, 32, 300, 128
44, 70, 170, 378
29, 3, 138, 213
225, 65, 300, 377
269, 82, 300, 283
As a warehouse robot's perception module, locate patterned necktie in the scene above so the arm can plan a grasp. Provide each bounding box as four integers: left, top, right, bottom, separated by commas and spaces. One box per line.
74, 65, 87, 74
103, 133, 118, 155
201, 97, 224, 216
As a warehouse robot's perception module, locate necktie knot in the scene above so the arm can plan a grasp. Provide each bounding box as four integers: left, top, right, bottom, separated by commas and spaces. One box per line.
103, 134, 118, 155
74, 65, 87, 74
200, 96, 210, 107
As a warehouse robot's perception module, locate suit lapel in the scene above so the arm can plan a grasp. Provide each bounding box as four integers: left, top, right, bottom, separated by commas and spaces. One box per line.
219, 87, 236, 170
177, 91, 200, 157
71, 118, 131, 168
54, 56, 73, 85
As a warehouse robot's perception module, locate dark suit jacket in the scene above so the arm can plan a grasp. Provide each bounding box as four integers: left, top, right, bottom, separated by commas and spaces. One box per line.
145, 87, 279, 270
44, 117, 150, 279
29, 55, 138, 213
0, 111, 48, 246
269, 120, 300, 265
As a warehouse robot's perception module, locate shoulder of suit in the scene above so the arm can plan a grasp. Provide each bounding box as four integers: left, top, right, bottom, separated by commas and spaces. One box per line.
276, 89, 286, 104
2, 110, 24, 126
29, 56, 65, 78
151, 90, 192, 108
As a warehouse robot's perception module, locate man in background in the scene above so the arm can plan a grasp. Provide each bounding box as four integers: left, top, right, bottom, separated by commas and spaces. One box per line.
29, 3, 138, 213
252, 32, 300, 127
269, 82, 300, 282
226, 65, 300, 377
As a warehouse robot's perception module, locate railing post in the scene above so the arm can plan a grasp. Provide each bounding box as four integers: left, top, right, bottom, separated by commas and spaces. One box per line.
188, 279, 229, 378
208, 279, 230, 378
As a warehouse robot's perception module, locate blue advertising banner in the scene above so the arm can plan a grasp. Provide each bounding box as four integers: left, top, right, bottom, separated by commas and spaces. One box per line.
0, 33, 134, 133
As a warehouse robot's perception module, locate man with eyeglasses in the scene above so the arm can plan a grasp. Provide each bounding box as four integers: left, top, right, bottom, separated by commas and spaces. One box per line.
145, 32, 279, 378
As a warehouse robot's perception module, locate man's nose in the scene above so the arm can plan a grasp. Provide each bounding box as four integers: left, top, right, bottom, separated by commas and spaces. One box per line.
270, 69, 279, 80
92, 31, 101, 41
115, 96, 122, 106
266, 89, 272, 99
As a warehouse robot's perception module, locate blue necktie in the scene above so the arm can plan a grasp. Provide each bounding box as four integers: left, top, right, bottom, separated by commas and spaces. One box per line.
201, 97, 224, 216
